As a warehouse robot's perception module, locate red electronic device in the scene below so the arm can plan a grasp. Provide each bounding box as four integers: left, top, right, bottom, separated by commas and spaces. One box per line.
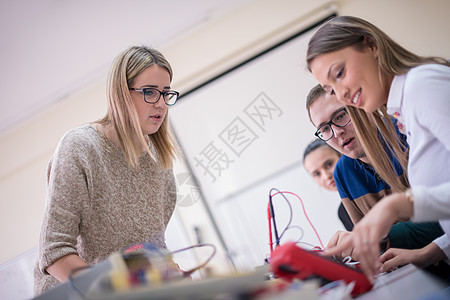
269, 241, 373, 297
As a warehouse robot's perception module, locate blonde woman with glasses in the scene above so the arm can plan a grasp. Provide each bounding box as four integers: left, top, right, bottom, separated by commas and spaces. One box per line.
34, 46, 181, 295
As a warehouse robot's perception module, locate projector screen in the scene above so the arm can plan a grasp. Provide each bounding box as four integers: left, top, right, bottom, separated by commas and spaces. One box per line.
170, 14, 344, 270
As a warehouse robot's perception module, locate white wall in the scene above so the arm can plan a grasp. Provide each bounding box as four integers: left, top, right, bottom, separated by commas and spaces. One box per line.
0, 0, 449, 295
169, 22, 346, 271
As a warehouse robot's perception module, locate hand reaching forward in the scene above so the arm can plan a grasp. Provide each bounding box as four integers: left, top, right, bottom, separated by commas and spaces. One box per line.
327, 230, 360, 261
324, 192, 412, 282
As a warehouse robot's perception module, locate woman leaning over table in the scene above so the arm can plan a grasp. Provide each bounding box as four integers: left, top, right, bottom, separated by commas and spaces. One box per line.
34, 46, 181, 295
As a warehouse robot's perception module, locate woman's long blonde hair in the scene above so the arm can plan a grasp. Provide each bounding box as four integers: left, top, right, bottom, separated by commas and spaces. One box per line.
97, 46, 180, 169
306, 16, 449, 192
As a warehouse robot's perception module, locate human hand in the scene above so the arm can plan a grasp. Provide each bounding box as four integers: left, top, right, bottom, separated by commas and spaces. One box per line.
327, 231, 359, 260
324, 226, 382, 283
324, 195, 403, 282
381, 243, 446, 273
380, 248, 421, 272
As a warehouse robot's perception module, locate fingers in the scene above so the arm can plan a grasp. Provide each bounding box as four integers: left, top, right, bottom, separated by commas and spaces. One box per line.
327, 231, 342, 249
326, 231, 354, 259
323, 234, 354, 257
380, 248, 424, 272
325, 226, 385, 283
351, 229, 382, 283
379, 248, 397, 263
381, 256, 402, 273
380, 249, 405, 272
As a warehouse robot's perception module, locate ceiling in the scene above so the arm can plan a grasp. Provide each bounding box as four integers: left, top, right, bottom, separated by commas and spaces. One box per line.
0, 0, 252, 136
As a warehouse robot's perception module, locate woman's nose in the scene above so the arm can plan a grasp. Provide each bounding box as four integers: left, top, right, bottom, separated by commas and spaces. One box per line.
335, 85, 350, 105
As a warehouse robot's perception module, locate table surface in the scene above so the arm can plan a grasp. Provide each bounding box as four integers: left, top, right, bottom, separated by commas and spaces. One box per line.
358, 264, 449, 299
33, 261, 449, 300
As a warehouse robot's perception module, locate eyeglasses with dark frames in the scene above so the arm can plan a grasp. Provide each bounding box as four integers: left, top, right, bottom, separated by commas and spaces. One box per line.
314, 107, 351, 141
129, 87, 179, 106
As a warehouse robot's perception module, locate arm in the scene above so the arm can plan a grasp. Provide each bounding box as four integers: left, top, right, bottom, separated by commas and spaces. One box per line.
338, 183, 450, 280
406, 65, 450, 152
37, 131, 90, 282
341, 198, 364, 225
338, 203, 354, 231
324, 191, 413, 281
333, 158, 365, 225
325, 210, 443, 261
412, 183, 450, 222
164, 169, 177, 227
46, 254, 88, 282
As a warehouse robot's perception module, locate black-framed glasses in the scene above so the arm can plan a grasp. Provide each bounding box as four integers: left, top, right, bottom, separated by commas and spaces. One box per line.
314, 107, 351, 141
129, 87, 179, 106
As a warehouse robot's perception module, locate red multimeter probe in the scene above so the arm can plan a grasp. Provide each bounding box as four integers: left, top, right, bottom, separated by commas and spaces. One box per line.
269, 241, 373, 297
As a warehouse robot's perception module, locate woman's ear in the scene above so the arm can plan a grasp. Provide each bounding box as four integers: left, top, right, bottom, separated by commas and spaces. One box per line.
363, 36, 378, 57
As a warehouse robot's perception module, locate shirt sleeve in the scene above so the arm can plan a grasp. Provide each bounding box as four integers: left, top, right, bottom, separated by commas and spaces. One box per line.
38, 132, 90, 274
411, 183, 450, 222
334, 159, 365, 225
434, 233, 450, 259
405, 65, 450, 151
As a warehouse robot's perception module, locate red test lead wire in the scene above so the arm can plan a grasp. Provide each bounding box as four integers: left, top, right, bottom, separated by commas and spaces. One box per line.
270, 190, 324, 250
267, 203, 274, 256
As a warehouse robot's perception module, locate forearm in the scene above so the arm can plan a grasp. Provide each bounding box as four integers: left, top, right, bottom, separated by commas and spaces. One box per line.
383, 191, 413, 222
416, 242, 447, 268
341, 197, 363, 225
46, 253, 88, 282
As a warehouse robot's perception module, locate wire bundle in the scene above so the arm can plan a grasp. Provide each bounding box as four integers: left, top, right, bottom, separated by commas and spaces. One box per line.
267, 188, 324, 257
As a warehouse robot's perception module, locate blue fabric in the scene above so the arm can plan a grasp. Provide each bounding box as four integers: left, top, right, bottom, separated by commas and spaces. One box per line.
334, 156, 394, 201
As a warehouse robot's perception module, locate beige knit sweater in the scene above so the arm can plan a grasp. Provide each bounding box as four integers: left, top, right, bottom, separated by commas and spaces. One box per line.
34, 124, 176, 295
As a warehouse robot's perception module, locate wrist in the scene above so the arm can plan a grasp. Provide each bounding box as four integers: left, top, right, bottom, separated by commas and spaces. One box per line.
392, 190, 414, 221
404, 189, 414, 204
402, 189, 414, 219
417, 242, 446, 268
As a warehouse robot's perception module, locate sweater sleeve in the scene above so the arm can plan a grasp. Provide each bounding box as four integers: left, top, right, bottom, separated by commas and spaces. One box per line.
158, 168, 176, 249
38, 131, 90, 274
411, 183, 450, 222
164, 169, 177, 227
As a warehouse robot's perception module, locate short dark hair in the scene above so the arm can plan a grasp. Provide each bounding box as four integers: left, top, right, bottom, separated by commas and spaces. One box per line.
306, 84, 326, 123
303, 138, 340, 162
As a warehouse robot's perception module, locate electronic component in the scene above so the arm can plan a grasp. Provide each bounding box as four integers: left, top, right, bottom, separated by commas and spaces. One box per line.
67, 242, 217, 299
269, 241, 373, 297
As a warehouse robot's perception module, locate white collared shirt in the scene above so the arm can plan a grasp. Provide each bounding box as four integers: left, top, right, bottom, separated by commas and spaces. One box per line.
387, 63, 450, 257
